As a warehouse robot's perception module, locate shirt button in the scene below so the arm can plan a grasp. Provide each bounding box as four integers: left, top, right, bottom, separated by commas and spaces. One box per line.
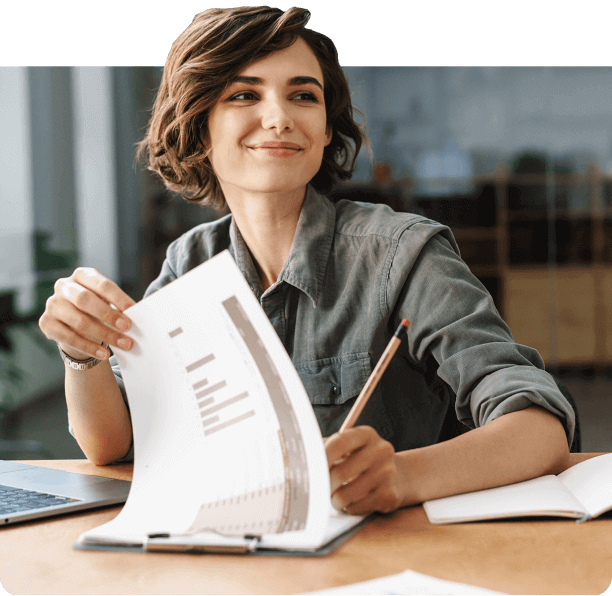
332, 385, 341, 396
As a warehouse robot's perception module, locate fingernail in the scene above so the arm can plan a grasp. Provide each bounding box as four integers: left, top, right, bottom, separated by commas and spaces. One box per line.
115, 317, 129, 331
117, 338, 131, 350
96, 348, 108, 359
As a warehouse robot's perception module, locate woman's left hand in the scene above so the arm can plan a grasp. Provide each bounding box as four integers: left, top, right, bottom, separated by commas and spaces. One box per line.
325, 425, 403, 515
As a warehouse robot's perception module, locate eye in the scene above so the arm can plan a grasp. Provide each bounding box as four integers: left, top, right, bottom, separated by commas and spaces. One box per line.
229, 91, 258, 101
293, 91, 319, 103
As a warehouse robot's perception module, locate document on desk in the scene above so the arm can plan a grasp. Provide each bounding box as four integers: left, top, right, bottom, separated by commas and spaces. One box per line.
306, 568, 503, 594
77, 250, 365, 554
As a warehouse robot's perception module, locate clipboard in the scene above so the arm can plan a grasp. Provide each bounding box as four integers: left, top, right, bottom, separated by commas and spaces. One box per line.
73, 515, 371, 557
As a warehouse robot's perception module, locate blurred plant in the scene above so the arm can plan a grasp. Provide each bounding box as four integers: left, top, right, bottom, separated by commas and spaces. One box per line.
0, 288, 53, 414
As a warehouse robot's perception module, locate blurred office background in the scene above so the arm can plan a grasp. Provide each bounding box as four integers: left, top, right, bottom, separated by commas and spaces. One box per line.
1, 66, 611, 459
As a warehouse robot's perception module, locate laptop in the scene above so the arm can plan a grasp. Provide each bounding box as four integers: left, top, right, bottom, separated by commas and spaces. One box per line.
0, 460, 131, 526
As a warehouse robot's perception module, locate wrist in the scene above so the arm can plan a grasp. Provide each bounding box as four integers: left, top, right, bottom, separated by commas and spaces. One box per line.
394, 449, 425, 507
57, 343, 109, 371
57, 343, 90, 361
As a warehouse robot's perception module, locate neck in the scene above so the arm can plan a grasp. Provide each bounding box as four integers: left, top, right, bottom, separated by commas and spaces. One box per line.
225, 186, 306, 291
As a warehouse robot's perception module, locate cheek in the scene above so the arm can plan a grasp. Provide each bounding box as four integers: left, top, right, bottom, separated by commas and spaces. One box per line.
207, 128, 244, 174
314, 114, 332, 147
208, 111, 247, 150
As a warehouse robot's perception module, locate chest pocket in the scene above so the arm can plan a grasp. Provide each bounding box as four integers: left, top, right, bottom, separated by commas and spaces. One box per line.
295, 352, 395, 441
295, 352, 371, 405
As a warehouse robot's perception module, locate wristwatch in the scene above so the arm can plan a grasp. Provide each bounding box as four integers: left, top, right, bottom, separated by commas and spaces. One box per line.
57, 343, 110, 371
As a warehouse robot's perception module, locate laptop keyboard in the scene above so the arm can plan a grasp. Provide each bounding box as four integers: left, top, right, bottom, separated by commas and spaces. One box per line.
0, 484, 79, 515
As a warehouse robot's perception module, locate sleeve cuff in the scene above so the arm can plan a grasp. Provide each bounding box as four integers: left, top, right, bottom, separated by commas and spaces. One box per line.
460, 365, 576, 448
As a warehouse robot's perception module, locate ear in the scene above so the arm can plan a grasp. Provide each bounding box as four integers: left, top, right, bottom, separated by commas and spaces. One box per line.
324, 126, 332, 147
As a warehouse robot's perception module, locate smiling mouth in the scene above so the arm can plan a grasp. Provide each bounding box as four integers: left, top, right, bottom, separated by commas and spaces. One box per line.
251, 141, 301, 149
249, 143, 302, 158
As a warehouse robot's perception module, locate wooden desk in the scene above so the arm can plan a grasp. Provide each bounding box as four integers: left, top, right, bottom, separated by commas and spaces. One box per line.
1, 455, 611, 595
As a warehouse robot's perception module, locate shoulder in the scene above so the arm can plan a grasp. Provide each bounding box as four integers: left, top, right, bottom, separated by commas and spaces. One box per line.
333, 197, 459, 254
165, 213, 232, 276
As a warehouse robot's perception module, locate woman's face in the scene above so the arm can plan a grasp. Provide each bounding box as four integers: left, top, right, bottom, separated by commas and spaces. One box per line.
206, 37, 332, 200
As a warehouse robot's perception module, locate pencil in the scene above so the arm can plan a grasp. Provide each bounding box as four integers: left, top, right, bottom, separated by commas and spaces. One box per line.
339, 319, 410, 432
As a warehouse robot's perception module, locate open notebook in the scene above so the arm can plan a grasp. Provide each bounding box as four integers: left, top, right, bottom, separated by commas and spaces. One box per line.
76, 251, 366, 555
424, 453, 612, 524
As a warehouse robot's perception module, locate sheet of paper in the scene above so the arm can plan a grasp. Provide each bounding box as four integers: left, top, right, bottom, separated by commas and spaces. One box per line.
260, 506, 364, 550
79, 250, 330, 548
306, 568, 503, 594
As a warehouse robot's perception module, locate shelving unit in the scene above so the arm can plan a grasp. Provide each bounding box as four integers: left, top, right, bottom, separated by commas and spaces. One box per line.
142, 168, 612, 369
410, 166, 612, 368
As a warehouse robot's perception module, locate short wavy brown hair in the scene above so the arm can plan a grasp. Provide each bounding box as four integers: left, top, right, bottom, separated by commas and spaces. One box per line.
137, 6, 365, 209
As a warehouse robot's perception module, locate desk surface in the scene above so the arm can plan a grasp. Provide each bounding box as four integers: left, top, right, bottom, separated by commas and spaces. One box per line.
1, 454, 611, 595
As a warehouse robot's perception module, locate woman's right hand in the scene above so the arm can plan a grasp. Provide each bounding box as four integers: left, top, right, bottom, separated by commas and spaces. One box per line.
39, 267, 137, 361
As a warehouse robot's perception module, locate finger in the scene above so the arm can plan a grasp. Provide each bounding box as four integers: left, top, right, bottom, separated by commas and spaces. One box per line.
330, 443, 388, 492
325, 426, 377, 468
331, 460, 395, 510
53, 320, 113, 360
58, 279, 133, 332
339, 483, 400, 516
47, 298, 134, 357
71, 267, 136, 312
329, 449, 368, 495
329, 438, 394, 494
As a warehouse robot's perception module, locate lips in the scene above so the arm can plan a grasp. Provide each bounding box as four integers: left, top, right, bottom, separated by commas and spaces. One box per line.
248, 141, 302, 158
251, 141, 302, 150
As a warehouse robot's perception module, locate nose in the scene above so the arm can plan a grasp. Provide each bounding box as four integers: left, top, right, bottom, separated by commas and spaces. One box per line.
260, 98, 294, 132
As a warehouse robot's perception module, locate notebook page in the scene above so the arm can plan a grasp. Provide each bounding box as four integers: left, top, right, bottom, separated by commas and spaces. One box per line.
423, 475, 586, 523
558, 453, 612, 518
79, 250, 329, 547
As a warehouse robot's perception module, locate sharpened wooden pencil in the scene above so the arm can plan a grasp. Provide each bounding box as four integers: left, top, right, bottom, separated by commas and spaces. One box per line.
339, 319, 410, 432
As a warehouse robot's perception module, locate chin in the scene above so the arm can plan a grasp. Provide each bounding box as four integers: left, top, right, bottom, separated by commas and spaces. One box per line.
248, 171, 315, 194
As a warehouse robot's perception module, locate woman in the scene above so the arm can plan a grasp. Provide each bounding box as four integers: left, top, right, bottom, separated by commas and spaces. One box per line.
39, 6, 574, 516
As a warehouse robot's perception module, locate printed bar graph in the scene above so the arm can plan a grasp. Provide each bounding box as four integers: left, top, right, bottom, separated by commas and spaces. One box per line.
202, 415, 220, 428
198, 397, 215, 409
200, 391, 249, 418
167, 313, 258, 440
186, 354, 215, 373
165, 288, 309, 534
205, 410, 256, 436
195, 380, 226, 400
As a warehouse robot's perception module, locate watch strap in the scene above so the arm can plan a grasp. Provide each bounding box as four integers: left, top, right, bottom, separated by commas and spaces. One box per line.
57, 343, 109, 371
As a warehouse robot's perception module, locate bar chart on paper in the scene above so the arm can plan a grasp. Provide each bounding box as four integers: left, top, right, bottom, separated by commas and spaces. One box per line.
160, 292, 311, 535
176, 344, 254, 438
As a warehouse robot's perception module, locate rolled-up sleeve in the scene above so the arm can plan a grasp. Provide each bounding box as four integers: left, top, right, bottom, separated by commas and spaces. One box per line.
391, 227, 575, 447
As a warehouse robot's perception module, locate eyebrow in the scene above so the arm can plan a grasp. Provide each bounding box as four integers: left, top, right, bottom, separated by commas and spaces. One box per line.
228, 75, 323, 90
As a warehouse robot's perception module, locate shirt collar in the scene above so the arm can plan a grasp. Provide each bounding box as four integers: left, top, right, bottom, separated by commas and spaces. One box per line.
229, 185, 336, 307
